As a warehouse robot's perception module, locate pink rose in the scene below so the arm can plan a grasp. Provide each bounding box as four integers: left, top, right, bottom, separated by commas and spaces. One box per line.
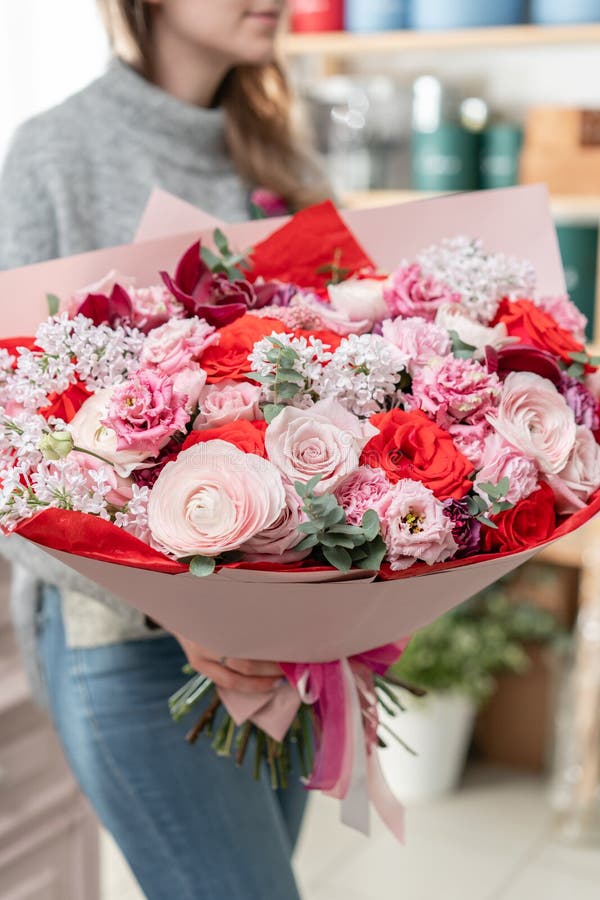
412, 356, 502, 428
102, 369, 189, 457
140, 317, 219, 376
265, 397, 378, 494
334, 466, 391, 526
384, 264, 459, 321
475, 434, 539, 505
447, 419, 493, 468
127, 286, 186, 332
193, 380, 262, 430
327, 279, 389, 329
241, 480, 310, 564
488, 372, 577, 475
172, 365, 207, 413
381, 316, 451, 374
70, 450, 133, 508
435, 304, 516, 360
535, 295, 587, 343
548, 426, 600, 514
376, 479, 458, 571
147, 440, 286, 557
69, 388, 151, 476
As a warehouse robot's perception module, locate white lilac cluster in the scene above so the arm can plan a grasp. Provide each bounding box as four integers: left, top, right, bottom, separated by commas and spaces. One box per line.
418, 237, 536, 324
113, 484, 152, 543
12, 314, 144, 410
248, 332, 333, 408
317, 334, 406, 417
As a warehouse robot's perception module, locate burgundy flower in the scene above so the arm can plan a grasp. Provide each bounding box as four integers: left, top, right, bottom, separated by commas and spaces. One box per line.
443, 498, 482, 558
558, 374, 600, 431
254, 282, 297, 308
75, 284, 133, 328
486, 344, 562, 386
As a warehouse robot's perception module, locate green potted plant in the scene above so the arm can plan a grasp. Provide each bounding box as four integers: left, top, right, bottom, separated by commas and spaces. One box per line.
379, 583, 562, 803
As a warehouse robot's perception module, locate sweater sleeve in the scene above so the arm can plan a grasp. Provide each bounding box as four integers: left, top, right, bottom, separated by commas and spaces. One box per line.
0, 122, 60, 270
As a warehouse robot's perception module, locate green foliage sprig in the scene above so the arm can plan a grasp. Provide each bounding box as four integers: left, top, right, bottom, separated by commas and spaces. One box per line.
468, 476, 514, 529
248, 336, 309, 424
200, 228, 252, 281
566, 349, 600, 380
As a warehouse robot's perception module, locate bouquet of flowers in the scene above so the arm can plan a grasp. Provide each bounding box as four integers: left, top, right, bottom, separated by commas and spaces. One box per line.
2, 190, 599, 840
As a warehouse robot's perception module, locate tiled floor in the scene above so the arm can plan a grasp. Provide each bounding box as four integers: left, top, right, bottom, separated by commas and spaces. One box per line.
101, 764, 600, 900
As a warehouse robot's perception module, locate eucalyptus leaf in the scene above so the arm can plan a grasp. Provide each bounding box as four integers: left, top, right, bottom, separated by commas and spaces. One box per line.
361, 509, 380, 542
213, 228, 230, 256
189, 556, 216, 577
263, 404, 285, 424
46, 293, 60, 316
322, 545, 352, 572
294, 534, 319, 552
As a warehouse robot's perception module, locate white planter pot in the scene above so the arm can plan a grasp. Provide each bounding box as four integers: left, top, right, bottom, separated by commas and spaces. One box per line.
378, 690, 476, 803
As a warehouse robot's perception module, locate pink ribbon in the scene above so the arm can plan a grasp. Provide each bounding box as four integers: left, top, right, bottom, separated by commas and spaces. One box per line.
219, 639, 408, 842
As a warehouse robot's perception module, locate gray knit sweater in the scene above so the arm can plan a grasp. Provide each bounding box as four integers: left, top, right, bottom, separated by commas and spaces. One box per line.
0, 59, 255, 662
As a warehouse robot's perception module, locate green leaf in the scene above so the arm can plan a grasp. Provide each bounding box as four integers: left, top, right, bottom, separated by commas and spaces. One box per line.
189, 556, 216, 577
355, 537, 386, 570
361, 509, 380, 542
467, 496, 483, 516
293, 534, 319, 552
477, 515, 498, 530
200, 246, 222, 270
491, 500, 514, 513
263, 404, 285, 424
496, 477, 510, 496
247, 373, 274, 385
569, 350, 589, 364
277, 368, 305, 385
303, 475, 323, 495
320, 533, 357, 549
478, 481, 502, 499
589, 355, 600, 367
297, 521, 322, 535
46, 293, 60, 316
567, 362, 585, 380
273, 383, 300, 400
250, 202, 267, 220
321, 507, 346, 528
322, 545, 353, 572
331, 524, 364, 536
213, 228, 230, 256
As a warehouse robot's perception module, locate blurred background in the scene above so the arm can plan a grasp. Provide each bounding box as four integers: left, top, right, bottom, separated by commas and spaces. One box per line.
1, 2, 600, 898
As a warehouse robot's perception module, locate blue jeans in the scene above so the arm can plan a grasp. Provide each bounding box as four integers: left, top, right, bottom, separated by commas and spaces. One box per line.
36, 585, 307, 900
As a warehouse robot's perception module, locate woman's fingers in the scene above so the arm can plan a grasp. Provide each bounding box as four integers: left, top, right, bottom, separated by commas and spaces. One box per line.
224, 658, 282, 678
198, 659, 281, 694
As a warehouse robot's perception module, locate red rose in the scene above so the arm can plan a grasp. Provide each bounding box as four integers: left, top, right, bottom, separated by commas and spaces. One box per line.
481, 481, 556, 553
493, 298, 584, 364
183, 420, 267, 457
40, 379, 92, 422
361, 409, 473, 500
201, 315, 286, 383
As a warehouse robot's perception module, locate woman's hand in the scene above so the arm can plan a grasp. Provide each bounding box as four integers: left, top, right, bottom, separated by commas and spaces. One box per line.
175, 635, 283, 694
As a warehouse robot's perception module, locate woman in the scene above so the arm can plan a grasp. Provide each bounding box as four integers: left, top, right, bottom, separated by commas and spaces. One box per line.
0, 2, 328, 897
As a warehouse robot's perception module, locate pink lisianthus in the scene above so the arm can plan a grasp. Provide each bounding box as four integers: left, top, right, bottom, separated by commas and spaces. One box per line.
334, 466, 391, 526
475, 434, 539, 505
147, 440, 286, 558
102, 369, 189, 457
488, 371, 577, 475
384, 264, 459, 322
140, 317, 218, 376
535, 295, 587, 343
127, 286, 186, 333
241, 481, 310, 564
376, 479, 458, 571
411, 356, 502, 428
69, 450, 133, 508
265, 397, 377, 494
381, 316, 451, 374
193, 380, 262, 430
548, 426, 600, 514
447, 419, 494, 468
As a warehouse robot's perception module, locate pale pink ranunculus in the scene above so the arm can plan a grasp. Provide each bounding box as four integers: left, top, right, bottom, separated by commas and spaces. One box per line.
447, 419, 493, 468
548, 426, 600, 514
69, 450, 133, 507
172, 365, 207, 413
334, 466, 391, 526
241, 480, 309, 564
67, 270, 136, 315
435, 303, 517, 360
140, 317, 219, 376
147, 440, 286, 558
292, 293, 372, 336
381, 315, 451, 374
68, 388, 151, 476
384, 264, 460, 321
535, 295, 587, 343
102, 369, 189, 457
327, 279, 389, 328
488, 371, 577, 475
376, 478, 458, 571
193, 380, 262, 430
265, 397, 378, 494
475, 433, 539, 505
127, 285, 186, 332
411, 356, 502, 428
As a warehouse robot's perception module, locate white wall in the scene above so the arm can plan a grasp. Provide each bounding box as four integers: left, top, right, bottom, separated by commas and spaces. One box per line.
0, 0, 109, 163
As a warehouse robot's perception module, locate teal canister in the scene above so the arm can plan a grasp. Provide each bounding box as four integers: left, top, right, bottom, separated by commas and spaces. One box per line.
345, 0, 407, 32
480, 124, 523, 189
555, 221, 599, 343
411, 124, 480, 191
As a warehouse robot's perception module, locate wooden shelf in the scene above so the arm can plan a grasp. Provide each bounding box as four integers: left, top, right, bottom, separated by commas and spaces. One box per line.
282, 23, 600, 57
343, 190, 600, 217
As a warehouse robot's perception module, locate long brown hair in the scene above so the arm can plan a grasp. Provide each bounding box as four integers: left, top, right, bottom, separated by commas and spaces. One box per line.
97, 0, 329, 210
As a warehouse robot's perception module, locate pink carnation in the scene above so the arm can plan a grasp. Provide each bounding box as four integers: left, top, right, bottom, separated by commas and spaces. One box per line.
127, 285, 186, 332
412, 357, 502, 428
140, 317, 219, 376
377, 479, 458, 571
103, 368, 189, 457
381, 316, 451, 374
241, 481, 310, 564
334, 467, 391, 526
384, 264, 459, 322
193, 380, 262, 430
475, 434, 539, 505
535, 295, 587, 343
